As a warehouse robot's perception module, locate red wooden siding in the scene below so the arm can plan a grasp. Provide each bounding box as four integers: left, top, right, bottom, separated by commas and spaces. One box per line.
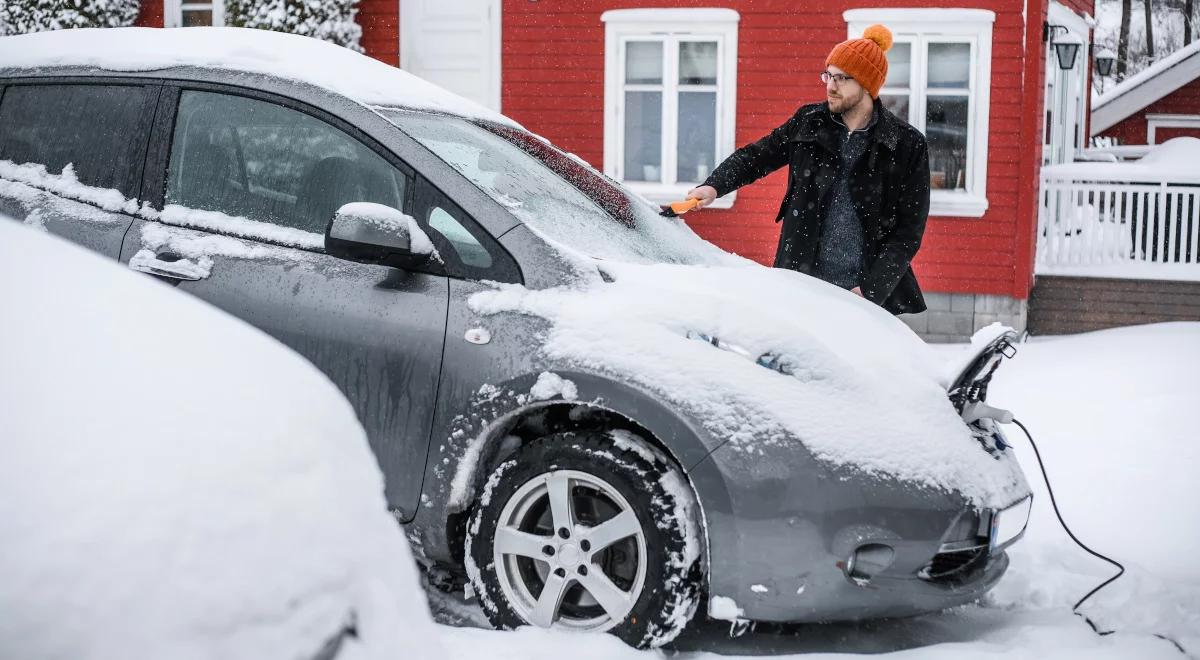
357, 0, 399, 66
501, 0, 1071, 300
1100, 77, 1200, 144
134, 0, 163, 27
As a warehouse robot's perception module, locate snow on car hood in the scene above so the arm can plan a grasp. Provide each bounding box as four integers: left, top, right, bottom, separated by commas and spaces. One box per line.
0, 27, 513, 126
470, 260, 1027, 507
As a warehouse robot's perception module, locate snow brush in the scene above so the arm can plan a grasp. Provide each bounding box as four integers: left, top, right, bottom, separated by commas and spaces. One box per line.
660, 198, 701, 217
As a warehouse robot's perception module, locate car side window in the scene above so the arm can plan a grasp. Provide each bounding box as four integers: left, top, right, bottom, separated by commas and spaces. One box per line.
412, 177, 521, 283
428, 207, 492, 269
166, 90, 408, 237
0, 83, 156, 198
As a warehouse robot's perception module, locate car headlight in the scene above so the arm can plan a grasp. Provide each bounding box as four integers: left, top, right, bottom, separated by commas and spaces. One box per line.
686, 331, 794, 376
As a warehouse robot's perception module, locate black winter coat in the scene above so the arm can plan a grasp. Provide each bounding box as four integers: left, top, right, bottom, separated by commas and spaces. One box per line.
702, 99, 930, 315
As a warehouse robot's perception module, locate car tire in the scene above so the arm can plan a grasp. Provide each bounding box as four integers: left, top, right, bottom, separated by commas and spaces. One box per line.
465, 430, 702, 648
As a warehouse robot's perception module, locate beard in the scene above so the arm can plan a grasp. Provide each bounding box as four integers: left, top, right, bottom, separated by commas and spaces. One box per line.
827, 89, 863, 114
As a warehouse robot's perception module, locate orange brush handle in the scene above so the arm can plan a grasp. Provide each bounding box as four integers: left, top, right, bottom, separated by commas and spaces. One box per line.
669, 198, 701, 214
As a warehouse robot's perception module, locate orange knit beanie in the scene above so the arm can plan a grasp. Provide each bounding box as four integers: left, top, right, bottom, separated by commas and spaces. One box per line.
825, 24, 893, 98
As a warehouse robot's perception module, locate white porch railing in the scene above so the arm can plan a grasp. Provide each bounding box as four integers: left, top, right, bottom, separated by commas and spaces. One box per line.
1038, 167, 1200, 274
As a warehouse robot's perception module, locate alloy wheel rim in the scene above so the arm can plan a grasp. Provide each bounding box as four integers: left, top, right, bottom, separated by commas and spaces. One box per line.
492, 469, 648, 632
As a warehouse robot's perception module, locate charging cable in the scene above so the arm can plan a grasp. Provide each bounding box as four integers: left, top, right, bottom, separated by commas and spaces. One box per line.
1010, 418, 1190, 657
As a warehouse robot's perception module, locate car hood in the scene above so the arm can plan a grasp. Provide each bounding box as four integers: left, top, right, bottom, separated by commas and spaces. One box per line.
470, 260, 1029, 508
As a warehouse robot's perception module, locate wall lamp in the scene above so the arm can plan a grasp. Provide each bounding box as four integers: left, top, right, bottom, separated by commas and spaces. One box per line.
1043, 23, 1080, 70
1093, 46, 1117, 77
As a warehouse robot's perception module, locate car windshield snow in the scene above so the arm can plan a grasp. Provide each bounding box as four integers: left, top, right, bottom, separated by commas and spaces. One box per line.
378, 108, 730, 266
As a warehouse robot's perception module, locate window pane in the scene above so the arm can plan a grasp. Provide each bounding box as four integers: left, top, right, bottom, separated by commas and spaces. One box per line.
926, 96, 969, 190
623, 91, 662, 182
167, 91, 406, 235
427, 206, 492, 268
0, 84, 153, 197
676, 91, 716, 183
884, 42, 912, 88
928, 43, 971, 89
625, 42, 663, 84
679, 41, 718, 85
880, 93, 910, 124
182, 9, 213, 26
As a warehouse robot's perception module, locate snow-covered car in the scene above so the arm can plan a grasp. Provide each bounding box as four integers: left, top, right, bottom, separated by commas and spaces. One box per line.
0, 219, 443, 660
0, 28, 1032, 649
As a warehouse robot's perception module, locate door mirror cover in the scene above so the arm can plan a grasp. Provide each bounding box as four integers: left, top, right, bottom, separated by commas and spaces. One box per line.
326, 202, 443, 271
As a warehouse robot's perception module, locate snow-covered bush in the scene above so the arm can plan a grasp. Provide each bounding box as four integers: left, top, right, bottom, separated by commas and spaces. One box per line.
224, 0, 363, 53
0, 0, 140, 36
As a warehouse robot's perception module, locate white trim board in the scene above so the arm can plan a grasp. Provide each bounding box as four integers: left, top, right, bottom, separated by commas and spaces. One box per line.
1146, 113, 1200, 144
1092, 41, 1200, 135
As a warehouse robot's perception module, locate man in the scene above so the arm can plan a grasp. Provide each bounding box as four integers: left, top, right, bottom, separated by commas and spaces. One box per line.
686, 24, 930, 315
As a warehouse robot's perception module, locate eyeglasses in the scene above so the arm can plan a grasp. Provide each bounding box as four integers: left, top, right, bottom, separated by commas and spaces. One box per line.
820, 71, 855, 85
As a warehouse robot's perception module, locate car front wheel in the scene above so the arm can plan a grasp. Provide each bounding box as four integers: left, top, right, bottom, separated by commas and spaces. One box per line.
465, 430, 702, 648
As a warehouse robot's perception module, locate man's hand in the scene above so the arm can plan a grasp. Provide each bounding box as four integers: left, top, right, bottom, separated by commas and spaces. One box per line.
851, 287, 864, 297
686, 185, 718, 209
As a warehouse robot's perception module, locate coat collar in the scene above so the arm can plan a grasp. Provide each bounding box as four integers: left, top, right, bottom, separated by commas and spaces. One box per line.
795, 98, 901, 153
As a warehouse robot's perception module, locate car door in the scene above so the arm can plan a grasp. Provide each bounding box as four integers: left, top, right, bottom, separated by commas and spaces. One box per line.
119, 85, 458, 518
0, 80, 158, 257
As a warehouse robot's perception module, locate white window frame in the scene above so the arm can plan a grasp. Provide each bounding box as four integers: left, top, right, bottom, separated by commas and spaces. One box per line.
163, 0, 224, 28
601, 8, 739, 208
845, 8, 994, 218
1146, 114, 1200, 145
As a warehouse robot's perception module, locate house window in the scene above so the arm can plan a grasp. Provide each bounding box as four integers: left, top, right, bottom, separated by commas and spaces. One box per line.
163, 0, 224, 27
601, 8, 739, 208
845, 9, 994, 218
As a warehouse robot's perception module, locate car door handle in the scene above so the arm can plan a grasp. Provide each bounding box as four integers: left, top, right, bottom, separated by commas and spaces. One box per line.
128, 249, 212, 281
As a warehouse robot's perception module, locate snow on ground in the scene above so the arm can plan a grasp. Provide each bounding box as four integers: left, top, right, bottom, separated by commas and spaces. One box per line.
0, 221, 444, 660
426, 322, 1200, 659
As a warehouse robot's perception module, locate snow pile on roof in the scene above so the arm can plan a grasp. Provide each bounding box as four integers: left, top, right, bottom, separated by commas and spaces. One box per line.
0, 221, 443, 659
470, 261, 1027, 507
1042, 137, 1200, 183
0, 27, 511, 124
1093, 39, 1200, 110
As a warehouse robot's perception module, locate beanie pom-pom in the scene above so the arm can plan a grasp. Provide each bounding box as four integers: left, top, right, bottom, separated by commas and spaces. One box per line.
863, 24, 893, 52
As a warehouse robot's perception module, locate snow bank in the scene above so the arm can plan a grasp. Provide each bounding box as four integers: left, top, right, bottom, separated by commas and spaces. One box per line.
470, 261, 1027, 507
0, 221, 443, 660
988, 323, 1200, 653
0, 27, 512, 124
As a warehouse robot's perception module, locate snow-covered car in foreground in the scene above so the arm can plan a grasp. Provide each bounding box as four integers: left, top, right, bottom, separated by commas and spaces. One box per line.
0, 28, 1031, 649
0, 220, 442, 660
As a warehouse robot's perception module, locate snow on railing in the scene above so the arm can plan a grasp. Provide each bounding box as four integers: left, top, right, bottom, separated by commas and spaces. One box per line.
1037, 139, 1200, 277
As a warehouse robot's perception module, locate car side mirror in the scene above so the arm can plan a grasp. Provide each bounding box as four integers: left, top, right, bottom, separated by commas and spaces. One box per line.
325, 202, 442, 271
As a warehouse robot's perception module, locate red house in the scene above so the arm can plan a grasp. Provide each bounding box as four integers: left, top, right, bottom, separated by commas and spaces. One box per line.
1093, 40, 1200, 147
134, 0, 1104, 340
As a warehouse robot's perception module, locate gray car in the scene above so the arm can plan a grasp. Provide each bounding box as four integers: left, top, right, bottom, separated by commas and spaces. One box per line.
0, 28, 1031, 650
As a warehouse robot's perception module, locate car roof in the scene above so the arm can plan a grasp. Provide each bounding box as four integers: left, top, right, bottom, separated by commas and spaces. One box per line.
0, 26, 516, 127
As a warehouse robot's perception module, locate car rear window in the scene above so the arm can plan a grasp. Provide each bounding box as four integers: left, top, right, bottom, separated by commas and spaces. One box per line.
0, 83, 155, 198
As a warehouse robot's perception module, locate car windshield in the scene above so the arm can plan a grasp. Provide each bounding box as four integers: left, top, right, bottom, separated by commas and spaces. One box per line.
377, 109, 730, 266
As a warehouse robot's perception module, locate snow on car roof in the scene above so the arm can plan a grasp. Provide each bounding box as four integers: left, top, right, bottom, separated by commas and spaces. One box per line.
0, 27, 512, 125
